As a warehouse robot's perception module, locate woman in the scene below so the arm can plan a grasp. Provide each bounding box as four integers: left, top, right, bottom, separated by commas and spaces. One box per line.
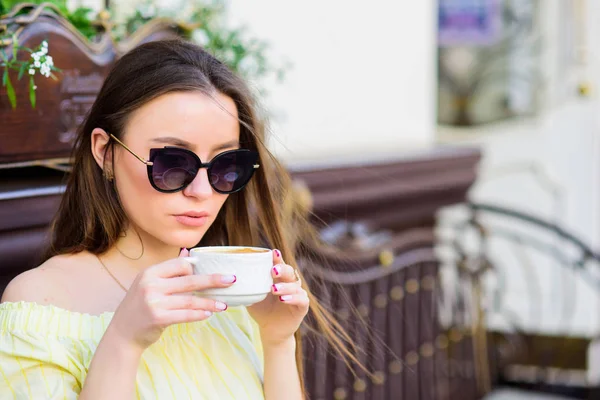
0, 39, 353, 399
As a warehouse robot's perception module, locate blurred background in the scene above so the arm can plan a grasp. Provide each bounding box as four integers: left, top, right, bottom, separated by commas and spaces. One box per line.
1, 1, 600, 399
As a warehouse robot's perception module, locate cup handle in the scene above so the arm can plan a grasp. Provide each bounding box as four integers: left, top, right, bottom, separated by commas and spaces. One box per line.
183, 257, 197, 266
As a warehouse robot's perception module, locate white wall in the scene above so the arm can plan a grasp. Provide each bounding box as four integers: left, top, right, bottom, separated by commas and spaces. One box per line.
226, 1, 436, 166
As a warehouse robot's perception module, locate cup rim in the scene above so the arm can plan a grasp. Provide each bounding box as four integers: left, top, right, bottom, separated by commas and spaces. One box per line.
189, 246, 272, 255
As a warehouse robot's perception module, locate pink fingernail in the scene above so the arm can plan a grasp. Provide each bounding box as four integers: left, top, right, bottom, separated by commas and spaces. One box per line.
272, 284, 281, 292
273, 266, 281, 276
274, 249, 281, 258
221, 275, 237, 284
280, 295, 292, 302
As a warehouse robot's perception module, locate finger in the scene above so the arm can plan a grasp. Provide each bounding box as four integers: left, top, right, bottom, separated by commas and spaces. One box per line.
164, 273, 237, 294
272, 281, 301, 296
273, 248, 284, 265
272, 263, 297, 282
179, 247, 190, 257
160, 309, 214, 325
279, 289, 310, 306
148, 258, 193, 279
161, 295, 228, 312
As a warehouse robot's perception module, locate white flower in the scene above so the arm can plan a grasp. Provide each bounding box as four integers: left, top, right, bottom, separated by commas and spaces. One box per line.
40, 65, 51, 77
192, 29, 210, 47
28, 41, 54, 78
33, 85, 37, 90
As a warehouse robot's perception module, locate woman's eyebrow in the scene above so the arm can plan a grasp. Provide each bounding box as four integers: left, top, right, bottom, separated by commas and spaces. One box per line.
213, 139, 240, 151
150, 137, 240, 151
150, 137, 194, 148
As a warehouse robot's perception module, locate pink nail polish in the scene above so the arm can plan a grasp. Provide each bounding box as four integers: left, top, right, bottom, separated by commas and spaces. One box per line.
280, 295, 292, 302
273, 266, 280, 276
272, 284, 280, 292
274, 249, 281, 258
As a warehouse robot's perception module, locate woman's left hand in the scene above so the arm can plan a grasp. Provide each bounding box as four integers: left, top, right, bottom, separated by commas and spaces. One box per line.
247, 249, 309, 346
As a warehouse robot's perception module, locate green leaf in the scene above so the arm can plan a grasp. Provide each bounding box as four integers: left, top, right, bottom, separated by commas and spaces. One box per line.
11, 34, 18, 59
2, 68, 7, 86
29, 76, 35, 108
5, 73, 16, 109
17, 62, 27, 80
65, 7, 97, 40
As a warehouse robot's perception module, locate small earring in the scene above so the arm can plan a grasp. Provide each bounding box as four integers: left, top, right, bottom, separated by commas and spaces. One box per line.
104, 169, 114, 182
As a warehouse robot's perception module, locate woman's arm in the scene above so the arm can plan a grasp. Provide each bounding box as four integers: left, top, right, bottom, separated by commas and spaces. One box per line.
262, 337, 303, 400
249, 250, 309, 400
78, 255, 235, 399
79, 326, 143, 400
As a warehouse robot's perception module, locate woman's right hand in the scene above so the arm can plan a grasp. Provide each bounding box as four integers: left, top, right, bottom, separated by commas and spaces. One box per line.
107, 249, 236, 351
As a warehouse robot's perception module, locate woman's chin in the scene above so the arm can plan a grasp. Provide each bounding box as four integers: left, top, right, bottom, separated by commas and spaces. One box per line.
160, 230, 205, 250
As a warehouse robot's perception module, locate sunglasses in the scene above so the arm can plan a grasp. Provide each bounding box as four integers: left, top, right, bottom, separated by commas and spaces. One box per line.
109, 134, 260, 194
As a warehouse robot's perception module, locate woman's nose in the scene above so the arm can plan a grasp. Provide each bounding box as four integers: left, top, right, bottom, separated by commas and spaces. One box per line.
182, 168, 213, 199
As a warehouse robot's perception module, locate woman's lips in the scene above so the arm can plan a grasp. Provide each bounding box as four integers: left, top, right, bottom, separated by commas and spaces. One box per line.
174, 214, 209, 227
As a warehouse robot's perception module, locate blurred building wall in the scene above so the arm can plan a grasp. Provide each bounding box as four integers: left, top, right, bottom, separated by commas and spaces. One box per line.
438, 0, 600, 337
227, 1, 436, 165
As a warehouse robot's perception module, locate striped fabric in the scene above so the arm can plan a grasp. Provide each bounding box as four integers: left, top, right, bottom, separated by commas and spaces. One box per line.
0, 302, 264, 399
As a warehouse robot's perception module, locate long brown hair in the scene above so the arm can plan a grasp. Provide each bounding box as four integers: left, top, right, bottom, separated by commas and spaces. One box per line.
46, 39, 360, 392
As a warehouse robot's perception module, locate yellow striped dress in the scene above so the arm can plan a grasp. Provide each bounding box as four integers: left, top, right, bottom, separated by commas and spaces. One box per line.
0, 301, 265, 399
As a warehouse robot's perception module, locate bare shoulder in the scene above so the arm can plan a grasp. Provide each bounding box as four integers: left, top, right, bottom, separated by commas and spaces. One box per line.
1, 253, 93, 306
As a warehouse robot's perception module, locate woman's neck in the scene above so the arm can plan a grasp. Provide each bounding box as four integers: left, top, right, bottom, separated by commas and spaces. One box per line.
105, 226, 181, 272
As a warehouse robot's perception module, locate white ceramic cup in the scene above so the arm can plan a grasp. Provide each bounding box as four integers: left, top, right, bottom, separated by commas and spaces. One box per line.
184, 246, 273, 307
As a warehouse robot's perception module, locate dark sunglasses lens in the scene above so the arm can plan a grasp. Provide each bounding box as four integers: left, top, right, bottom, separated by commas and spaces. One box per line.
151, 149, 198, 191
209, 151, 258, 193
